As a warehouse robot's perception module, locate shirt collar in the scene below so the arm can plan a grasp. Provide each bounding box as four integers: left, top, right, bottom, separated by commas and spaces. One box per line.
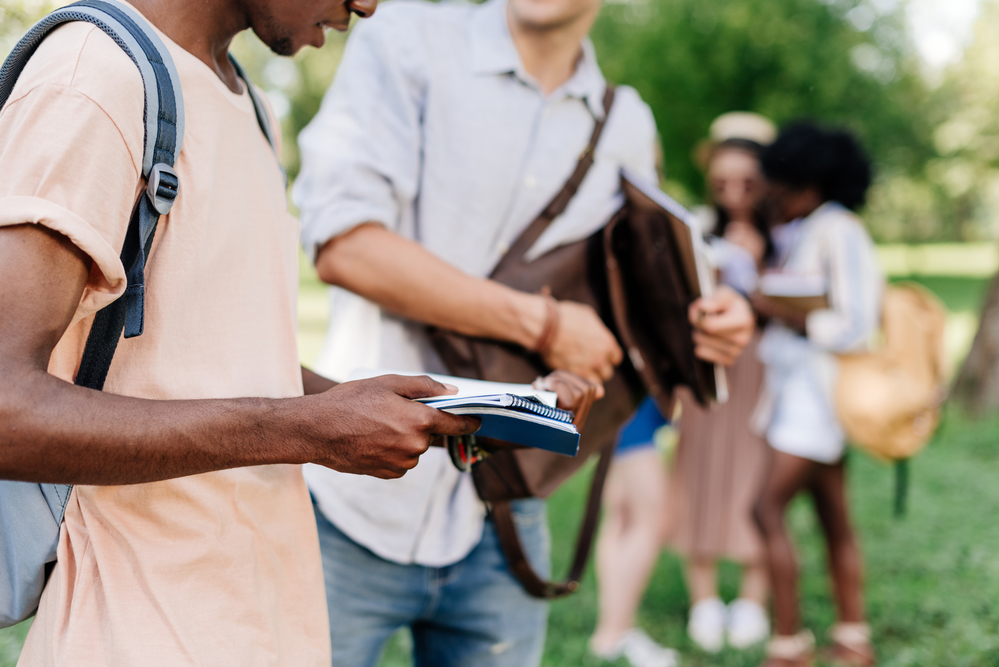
469, 0, 609, 120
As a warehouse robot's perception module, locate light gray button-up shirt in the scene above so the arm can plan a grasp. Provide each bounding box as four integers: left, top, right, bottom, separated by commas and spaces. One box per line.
294, 0, 658, 567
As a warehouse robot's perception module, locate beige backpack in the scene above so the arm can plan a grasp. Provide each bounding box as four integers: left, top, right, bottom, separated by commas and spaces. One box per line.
835, 282, 948, 461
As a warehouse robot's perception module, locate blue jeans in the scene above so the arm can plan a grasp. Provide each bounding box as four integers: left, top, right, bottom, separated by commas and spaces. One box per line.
313, 498, 551, 667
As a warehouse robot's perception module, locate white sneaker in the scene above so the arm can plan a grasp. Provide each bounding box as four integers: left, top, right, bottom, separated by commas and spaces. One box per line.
726, 598, 770, 649
687, 597, 725, 653
590, 629, 681, 667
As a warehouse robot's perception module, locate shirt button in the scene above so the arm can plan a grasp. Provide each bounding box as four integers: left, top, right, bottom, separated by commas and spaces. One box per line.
524, 175, 537, 189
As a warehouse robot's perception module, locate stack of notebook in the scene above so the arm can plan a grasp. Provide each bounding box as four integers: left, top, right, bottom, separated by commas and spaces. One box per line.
348, 370, 580, 456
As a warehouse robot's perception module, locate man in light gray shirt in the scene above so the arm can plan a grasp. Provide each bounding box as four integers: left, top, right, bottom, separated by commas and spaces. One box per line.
294, 0, 753, 664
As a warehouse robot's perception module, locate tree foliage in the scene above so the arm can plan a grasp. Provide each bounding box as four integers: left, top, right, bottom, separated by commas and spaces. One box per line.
1, 0, 984, 242
0, 1, 59, 55
921, 1, 999, 241
589, 0, 933, 205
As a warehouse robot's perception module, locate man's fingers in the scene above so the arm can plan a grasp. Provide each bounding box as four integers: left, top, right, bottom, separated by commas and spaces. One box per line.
427, 410, 481, 437
607, 340, 624, 366
693, 344, 731, 365
693, 330, 742, 353
693, 333, 741, 366
376, 374, 456, 399
538, 370, 600, 413
598, 360, 615, 382
689, 297, 724, 321
696, 311, 752, 337
371, 466, 408, 480
555, 383, 585, 411
690, 304, 739, 333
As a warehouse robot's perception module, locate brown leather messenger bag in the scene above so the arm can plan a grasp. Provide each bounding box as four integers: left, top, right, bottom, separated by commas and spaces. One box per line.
431, 85, 717, 599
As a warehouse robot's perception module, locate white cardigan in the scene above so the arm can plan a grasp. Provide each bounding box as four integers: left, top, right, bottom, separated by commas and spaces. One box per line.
754, 202, 884, 462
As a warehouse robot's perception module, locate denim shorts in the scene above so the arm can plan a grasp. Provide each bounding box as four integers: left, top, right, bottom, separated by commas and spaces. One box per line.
312, 497, 550, 667
616, 396, 668, 457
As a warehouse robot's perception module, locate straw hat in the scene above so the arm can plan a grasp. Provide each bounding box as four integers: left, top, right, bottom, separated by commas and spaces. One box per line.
695, 111, 777, 169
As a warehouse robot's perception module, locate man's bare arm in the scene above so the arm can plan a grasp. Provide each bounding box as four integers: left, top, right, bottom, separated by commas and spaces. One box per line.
318, 223, 756, 381
0, 225, 479, 485
316, 223, 623, 388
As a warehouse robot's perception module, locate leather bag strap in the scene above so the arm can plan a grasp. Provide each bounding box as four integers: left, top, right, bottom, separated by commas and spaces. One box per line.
490, 440, 615, 599
491, 85, 616, 277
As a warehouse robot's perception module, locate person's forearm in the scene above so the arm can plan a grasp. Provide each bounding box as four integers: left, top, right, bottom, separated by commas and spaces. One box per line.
0, 367, 309, 486
0, 224, 481, 486
751, 294, 807, 335
315, 223, 548, 349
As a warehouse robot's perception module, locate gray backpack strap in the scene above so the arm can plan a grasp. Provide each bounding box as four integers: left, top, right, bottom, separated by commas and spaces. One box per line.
0, 0, 184, 179
229, 54, 287, 186
0, 1, 284, 630
0, 0, 183, 628
229, 55, 276, 151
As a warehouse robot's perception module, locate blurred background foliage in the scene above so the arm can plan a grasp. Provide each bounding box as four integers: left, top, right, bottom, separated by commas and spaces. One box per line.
2, 0, 997, 242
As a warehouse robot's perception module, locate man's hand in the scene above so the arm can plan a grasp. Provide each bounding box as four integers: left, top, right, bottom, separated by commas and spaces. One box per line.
533, 370, 598, 428
688, 286, 755, 366
303, 375, 480, 479
540, 301, 622, 396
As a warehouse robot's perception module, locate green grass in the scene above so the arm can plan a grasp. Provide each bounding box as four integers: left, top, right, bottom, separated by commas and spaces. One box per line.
373, 409, 999, 667
2, 271, 995, 666
0, 623, 29, 667
5, 413, 998, 666
895, 275, 990, 314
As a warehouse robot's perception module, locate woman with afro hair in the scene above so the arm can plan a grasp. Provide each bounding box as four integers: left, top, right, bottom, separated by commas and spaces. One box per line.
750, 122, 883, 667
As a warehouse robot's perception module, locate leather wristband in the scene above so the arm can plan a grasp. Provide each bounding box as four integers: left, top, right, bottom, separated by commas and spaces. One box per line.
531, 296, 560, 355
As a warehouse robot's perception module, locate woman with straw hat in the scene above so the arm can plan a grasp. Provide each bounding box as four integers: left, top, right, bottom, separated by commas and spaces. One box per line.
666, 112, 777, 654
589, 112, 775, 666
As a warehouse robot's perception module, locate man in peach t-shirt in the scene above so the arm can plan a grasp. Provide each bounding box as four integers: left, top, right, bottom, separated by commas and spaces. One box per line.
0, 0, 481, 665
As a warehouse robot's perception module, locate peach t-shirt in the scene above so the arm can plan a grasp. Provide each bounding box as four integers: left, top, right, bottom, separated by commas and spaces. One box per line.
0, 20, 329, 667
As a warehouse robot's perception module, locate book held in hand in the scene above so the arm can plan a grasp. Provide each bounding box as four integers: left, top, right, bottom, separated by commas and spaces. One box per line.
348, 369, 580, 457
619, 168, 730, 404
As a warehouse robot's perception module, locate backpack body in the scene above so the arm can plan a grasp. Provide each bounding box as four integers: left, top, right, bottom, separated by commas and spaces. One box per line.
835, 282, 947, 461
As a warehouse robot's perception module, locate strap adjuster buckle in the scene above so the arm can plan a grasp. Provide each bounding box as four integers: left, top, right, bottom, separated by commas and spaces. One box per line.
146, 163, 179, 215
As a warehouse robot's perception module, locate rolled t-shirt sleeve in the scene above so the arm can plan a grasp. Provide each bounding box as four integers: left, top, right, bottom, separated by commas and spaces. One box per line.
0, 75, 142, 322
293, 10, 426, 261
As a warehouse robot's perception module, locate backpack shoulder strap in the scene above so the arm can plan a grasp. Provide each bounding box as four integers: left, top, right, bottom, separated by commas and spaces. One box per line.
0, 0, 185, 181
0, 0, 184, 521
229, 55, 277, 152
1, 0, 185, 357
229, 55, 288, 186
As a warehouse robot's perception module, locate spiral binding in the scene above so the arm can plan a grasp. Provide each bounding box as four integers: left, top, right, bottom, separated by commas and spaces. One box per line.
507, 396, 574, 423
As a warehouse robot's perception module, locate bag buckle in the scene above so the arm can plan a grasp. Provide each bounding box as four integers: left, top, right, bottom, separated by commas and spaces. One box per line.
446, 435, 487, 472
146, 163, 179, 215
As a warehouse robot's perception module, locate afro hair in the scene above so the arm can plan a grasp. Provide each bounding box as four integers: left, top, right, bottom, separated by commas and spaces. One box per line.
760, 122, 873, 211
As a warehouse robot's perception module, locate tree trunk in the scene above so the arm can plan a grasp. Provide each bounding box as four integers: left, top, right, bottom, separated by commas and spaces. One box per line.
953, 270, 999, 415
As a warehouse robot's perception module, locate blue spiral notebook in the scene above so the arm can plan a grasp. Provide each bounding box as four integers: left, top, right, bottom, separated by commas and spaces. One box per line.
349, 370, 580, 456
